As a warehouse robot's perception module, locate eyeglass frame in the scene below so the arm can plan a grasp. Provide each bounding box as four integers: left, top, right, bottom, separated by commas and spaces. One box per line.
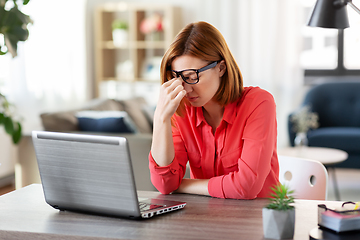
171, 61, 220, 85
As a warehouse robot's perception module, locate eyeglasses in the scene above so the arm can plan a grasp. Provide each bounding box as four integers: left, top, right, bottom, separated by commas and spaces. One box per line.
171, 61, 219, 84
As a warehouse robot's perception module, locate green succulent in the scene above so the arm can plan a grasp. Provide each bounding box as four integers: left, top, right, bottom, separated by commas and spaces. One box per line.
112, 19, 128, 30
265, 184, 295, 211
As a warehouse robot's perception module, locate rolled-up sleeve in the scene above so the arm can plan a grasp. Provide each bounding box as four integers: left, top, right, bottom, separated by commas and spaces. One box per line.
149, 152, 187, 194
149, 126, 188, 194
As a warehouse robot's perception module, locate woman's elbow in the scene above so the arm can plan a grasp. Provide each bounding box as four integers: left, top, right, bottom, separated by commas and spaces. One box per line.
151, 177, 179, 195
157, 188, 173, 195
230, 177, 262, 199
155, 184, 175, 195
240, 191, 258, 200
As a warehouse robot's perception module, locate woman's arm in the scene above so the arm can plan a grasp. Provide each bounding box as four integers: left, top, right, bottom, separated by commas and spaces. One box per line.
175, 179, 210, 196
151, 78, 186, 167
149, 78, 189, 194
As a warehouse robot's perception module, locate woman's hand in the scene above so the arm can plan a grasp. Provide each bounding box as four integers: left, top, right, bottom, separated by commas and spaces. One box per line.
154, 78, 186, 123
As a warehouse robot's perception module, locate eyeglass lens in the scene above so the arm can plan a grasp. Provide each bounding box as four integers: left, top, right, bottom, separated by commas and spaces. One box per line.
171, 61, 219, 84
175, 70, 198, 84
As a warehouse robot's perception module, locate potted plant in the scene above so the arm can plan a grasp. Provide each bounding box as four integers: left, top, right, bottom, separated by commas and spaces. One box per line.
0, 0, 32, 144
262, 184, 295, 239
112, 19, 128, 47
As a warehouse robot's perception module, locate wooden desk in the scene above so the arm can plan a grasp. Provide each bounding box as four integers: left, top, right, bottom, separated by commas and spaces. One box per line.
0, 184, 343, 240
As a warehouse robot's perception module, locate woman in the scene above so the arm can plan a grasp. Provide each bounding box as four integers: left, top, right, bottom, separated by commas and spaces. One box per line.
149, 21, 279, 199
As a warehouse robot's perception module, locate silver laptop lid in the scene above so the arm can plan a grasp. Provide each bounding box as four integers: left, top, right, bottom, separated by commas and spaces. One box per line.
32, 131, 141, 218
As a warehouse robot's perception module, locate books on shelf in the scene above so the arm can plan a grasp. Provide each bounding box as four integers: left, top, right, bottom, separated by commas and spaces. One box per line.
318, 203, 360, 232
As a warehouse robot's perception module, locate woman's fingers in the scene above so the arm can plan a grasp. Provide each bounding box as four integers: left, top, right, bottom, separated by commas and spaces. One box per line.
173, 88, 186, 103
163, 78, 182, 94
161, 78, 184, 101
156, 78, 186, 119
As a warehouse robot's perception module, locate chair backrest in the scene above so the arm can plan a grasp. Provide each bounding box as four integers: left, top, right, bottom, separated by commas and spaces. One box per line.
278, 155, 328, 200
304, 81, 360, 127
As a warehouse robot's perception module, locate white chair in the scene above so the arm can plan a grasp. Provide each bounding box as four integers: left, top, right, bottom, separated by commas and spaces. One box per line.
278, 155, 328, 200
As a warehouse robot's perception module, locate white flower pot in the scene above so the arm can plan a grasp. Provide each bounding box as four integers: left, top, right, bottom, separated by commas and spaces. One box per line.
262, 208, 295, 239
112, 29, 128, 47
294, 132, 308, 147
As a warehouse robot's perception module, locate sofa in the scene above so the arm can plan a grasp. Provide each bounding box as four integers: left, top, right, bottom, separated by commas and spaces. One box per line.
40, 97, 154, 134
39, 97, 156, 191
288, 80, 360, 169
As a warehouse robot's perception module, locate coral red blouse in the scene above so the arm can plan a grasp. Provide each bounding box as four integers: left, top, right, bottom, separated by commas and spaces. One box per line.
149, 87, 279, 199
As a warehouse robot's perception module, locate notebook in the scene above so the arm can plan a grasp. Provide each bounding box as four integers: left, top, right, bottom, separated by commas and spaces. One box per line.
32, 131, 186, 219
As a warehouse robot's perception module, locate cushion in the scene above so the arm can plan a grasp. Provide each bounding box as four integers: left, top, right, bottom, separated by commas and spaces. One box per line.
82, 98, 124, 111
40, 99, 125, 132
40, 97, 153, 133
40, 111, 79, 132
76, 111, 137, 133
308, 127, 360, 152
119, 97, 152, 133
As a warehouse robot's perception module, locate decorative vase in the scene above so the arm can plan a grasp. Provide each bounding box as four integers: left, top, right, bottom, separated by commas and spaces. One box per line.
294, 132, 308, 147
112, 29, 128, 47
262, 208, 295, 239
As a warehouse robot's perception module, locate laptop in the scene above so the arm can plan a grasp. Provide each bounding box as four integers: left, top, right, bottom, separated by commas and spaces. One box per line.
32, 131, 186, 219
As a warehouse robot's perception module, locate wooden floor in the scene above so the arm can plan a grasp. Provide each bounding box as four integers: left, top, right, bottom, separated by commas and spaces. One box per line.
327, 168, 360, 201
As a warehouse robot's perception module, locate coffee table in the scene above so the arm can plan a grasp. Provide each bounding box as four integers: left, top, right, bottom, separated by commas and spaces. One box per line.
278, 146, 348, 201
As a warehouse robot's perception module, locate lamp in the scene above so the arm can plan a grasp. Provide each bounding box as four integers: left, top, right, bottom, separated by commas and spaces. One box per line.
308, 0, 360, 29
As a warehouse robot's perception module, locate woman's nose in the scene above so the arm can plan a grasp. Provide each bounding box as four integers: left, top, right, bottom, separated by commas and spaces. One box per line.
182, 81, 193, 93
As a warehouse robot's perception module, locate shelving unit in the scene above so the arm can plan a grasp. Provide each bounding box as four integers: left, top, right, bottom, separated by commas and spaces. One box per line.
94, 2, 182, 99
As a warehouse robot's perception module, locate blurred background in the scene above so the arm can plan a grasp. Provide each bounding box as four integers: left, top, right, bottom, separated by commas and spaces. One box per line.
0, 0, 359, 199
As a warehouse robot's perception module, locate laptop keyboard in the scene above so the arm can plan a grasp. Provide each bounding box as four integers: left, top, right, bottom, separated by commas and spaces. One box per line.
139, 202, 163, 212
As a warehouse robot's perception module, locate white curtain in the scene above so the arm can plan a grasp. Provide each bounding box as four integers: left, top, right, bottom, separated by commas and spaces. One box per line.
145, 0, 305, 147
1, 1, 86, 176
3, 0, 305, 141
233, 0, 306, 148
4, 0, 88, 133
155, 0, 306, 147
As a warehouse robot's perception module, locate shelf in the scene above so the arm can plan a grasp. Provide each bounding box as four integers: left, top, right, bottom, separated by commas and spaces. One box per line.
101, 41, 168, 49
100, 77, 161, 82
94, 2, 182, 97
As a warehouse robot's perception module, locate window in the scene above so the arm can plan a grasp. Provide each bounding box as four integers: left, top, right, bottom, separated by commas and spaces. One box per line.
344, 2, 360, 69
300, 0, 360, 80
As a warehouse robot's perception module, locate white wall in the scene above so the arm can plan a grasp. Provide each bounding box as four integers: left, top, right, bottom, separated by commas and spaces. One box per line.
0, 130, 16, 186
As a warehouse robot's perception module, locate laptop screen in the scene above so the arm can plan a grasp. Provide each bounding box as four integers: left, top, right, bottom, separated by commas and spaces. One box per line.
32, 131, 141, 218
